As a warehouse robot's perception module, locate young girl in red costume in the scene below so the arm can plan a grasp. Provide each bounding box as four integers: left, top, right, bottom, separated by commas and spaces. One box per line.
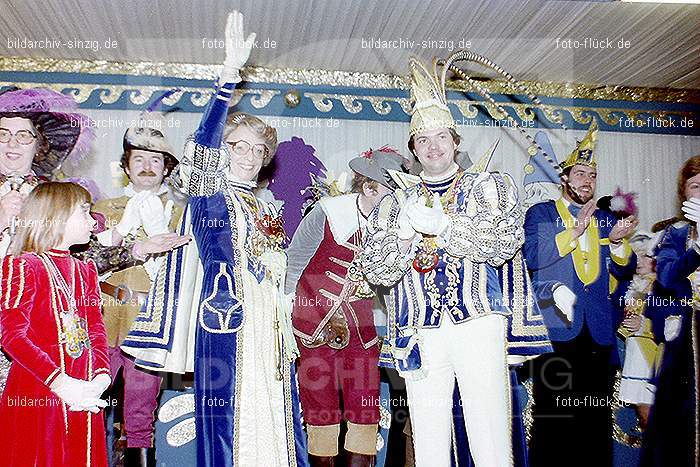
0, 181, 110, 466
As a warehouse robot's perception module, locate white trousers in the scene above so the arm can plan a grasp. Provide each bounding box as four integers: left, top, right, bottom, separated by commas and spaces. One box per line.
406, 314, 512, 467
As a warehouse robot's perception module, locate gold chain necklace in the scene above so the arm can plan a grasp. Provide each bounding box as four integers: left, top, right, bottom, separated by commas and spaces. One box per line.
413, 171, 463, 273
419, 170, 463, 211
41, 253, 91, 359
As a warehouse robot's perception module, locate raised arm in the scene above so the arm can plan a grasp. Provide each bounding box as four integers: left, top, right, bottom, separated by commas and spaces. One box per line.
176, 11, 256, 197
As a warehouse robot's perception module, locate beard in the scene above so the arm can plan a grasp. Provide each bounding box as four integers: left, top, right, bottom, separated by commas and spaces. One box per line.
565, 182, 593, 205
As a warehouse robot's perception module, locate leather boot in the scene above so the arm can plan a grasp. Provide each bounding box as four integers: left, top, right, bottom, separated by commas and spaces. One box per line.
308, 454, 336, 467
345, 451, 376, 467
124, 447, 156, 467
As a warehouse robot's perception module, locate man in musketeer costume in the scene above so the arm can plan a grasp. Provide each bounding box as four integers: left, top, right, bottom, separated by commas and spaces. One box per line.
286, 148, 403, 466
524, 122, 637, 467
360, 53, 551, 467
92, 106, 186, 466
121, 11, 308, 466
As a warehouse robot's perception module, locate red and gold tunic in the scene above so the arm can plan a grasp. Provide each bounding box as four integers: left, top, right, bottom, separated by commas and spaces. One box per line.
0, 250, 110, 467
287, 194, 378, 349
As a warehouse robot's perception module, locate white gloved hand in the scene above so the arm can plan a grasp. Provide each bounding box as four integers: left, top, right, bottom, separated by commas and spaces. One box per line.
682, 198, 700, 224
115, 191, 148, 237
664, 315, 682, 342
85, 374, 111, 398
50, 373, 108, 413
405, 193, 450, 236
68, 379, 110, 414
553, 284, 576, 323
139, 193, 170, 237
220, 11, 256, 84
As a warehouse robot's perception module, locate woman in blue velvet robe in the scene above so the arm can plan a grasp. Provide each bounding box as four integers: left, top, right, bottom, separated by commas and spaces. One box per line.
122, 12, 308, 467
640, 155, 700, 467
640, 219, 699, 467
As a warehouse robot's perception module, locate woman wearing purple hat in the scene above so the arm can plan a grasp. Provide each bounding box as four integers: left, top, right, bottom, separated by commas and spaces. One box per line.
0, 87, 94, 250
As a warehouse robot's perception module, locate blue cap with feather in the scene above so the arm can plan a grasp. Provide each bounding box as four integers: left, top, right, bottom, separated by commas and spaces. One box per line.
523, 131, 561, 186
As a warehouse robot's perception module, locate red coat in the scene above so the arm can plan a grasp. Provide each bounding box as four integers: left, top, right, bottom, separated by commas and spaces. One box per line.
0, 250, 110, 467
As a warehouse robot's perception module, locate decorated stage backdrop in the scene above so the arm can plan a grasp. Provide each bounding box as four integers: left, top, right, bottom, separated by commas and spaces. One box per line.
1, 57, 699, 229
2, 57, 700, 466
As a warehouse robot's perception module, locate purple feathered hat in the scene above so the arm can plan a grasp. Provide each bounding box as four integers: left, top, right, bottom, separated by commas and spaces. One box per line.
0, 87, 95, 177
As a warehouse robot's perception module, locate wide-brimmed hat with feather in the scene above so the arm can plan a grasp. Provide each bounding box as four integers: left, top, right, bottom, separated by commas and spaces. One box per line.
0, 87, 94, 176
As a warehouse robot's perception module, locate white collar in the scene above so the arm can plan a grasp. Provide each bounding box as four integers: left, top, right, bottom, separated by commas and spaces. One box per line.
319, 194, 360, 243
420, 163, 459, 183
226, 172, 258, 190
123, 182, 169, 198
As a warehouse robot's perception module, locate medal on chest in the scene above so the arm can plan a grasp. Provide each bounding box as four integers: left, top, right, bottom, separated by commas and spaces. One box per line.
413, 237, 439, 273
41, 254, 91, 359
254, 212, 286, 254
237, 190, 287, 256
60, 312, 90, 359
412, 175, 461, 273
346, 229, 374, 299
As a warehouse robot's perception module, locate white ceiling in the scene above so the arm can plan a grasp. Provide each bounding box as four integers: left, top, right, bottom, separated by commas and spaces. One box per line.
0, 0, 698, 88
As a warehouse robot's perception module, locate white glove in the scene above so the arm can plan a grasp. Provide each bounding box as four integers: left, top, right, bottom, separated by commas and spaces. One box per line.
405, 193, 451, 236
139, 193, 170, 237
553, 284, 576, 322
50, 373, 108, 413
220, 11, 256, 84
115, 191, 148, 237
664, 315, 682, 342
96, 228, 115, 247
70, 373, 111, 414
682, 198, 700, 224
86, 374, 111, 398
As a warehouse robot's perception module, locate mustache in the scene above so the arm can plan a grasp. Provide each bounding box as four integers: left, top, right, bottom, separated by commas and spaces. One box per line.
565, 183, 592, 204
137, 170, 157, 177
568, 182, 593, 192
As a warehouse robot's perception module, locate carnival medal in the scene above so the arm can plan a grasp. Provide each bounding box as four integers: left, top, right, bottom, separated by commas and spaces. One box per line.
42, 254, 91, 360
347, 257, 374, 298
413, 237, 439, 273
60, 312, 90, 359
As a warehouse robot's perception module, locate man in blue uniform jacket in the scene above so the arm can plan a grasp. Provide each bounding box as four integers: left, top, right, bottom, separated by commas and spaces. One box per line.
523, 121, 638, 467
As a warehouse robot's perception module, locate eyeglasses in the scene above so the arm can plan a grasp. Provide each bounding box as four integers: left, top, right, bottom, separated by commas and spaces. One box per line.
226, 140, 268, 160
0, 128, 37, 145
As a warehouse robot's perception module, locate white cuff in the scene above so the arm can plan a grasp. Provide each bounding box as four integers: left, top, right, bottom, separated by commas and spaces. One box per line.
610, 241, 626, 256
96, 229, 115, 247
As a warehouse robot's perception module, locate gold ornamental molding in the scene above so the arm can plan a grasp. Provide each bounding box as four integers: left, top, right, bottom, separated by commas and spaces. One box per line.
1, 56, 698, 104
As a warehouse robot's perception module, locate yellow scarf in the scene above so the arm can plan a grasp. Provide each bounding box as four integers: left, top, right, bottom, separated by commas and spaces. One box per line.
555, 198, 601, 285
